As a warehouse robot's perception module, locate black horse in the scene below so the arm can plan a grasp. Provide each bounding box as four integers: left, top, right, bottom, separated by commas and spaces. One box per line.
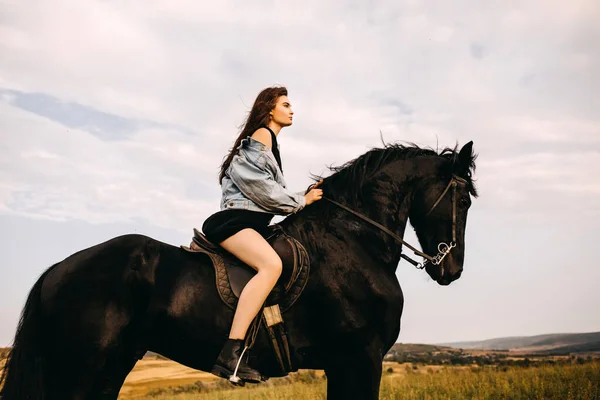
1, 141, 477, 400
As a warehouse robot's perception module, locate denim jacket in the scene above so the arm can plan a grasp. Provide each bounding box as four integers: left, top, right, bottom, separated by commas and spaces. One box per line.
220, 136, 306, 215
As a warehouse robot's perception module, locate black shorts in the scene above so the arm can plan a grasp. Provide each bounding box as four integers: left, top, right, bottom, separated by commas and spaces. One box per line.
202, 209, 274, 244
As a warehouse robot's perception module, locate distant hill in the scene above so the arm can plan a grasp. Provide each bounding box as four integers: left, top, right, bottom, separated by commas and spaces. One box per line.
535, 340, 600, 355
437, 332, 600, 354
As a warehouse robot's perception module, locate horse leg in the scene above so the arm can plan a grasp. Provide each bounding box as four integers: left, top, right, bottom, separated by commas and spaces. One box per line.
89, 345, 141, 400
324, 344, 383, 400
42, 329, 144, 400
44, 358, 98, 400
47, 345, 141, 400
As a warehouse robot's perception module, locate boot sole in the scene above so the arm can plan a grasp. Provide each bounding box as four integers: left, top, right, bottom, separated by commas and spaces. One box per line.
210, 364, 264, 385
210, 365, 245, 387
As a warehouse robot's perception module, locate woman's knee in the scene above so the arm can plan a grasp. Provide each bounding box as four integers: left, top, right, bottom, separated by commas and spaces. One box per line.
262, 256, 282, 277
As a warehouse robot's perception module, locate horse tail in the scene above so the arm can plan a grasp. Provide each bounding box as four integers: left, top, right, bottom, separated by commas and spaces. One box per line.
0, 265, 56, 400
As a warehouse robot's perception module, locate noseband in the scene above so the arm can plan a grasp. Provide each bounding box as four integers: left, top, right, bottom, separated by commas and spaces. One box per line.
322, 175, 467, 270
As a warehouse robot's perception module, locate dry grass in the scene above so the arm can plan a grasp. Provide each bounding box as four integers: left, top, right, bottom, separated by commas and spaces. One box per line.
118, 359, 219, 399
118, 358, 600, 399
2, 353, 598, 399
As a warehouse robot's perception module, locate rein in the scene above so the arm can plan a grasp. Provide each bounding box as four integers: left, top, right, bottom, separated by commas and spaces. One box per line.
321, 175, 467, 269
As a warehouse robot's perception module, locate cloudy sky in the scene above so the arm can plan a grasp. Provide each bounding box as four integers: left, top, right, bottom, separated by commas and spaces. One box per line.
1, 0, 599, 347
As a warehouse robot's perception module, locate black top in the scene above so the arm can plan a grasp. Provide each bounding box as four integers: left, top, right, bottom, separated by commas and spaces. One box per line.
262, 125, 283, 172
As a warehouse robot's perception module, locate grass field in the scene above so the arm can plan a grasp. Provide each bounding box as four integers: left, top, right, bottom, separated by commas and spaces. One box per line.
118, 358, 600, 399
3, 349, 598, 399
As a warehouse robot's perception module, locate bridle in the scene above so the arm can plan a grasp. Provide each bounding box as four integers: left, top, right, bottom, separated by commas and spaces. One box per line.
321, 175, 467, 270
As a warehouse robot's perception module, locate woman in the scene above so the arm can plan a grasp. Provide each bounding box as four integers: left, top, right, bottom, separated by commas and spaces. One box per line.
202, 86, 323, 385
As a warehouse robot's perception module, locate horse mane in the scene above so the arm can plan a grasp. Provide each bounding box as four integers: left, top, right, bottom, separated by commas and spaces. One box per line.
311, 142, 478, 212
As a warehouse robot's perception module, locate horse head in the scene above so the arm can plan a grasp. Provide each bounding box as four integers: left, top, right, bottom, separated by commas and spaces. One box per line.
409, 141, 477, 286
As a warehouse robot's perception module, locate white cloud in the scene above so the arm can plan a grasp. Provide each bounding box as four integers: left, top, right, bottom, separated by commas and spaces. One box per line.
4, 0, 596, 127
0, 103, 220, 231
474, 151, 600, 219
0, 0, 599, 226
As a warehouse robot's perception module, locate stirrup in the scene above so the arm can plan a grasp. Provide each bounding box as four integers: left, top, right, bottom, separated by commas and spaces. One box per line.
229, 345, 249, 384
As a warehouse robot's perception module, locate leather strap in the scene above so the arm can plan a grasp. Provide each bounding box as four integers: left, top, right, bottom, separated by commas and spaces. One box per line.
321, 176, 466, 266
322, 196, 435, 262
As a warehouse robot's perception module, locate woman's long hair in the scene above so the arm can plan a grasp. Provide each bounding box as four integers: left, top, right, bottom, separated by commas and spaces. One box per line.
219, 85, 288, 184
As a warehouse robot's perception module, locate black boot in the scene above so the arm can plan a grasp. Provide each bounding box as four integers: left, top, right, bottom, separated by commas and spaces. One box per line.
211, 339, 263, 385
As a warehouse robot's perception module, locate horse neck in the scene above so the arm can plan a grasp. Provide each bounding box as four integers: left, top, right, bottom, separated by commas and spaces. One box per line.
282, 159, 425, 270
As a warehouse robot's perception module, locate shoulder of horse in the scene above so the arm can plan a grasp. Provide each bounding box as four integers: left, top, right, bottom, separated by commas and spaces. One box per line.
250, 128, 272, 150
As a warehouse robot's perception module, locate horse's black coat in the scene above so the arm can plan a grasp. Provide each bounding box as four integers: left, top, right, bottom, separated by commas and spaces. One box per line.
0, 141, 477, 399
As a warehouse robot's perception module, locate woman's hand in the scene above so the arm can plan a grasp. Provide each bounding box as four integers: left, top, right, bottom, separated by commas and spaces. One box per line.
304, 180, 324, 205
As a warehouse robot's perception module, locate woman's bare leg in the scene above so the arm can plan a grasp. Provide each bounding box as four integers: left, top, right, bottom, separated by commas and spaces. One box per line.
219, 228, 282, 339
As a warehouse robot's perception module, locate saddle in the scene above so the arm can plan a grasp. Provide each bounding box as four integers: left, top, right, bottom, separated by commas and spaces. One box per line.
182, 226, 309, 311
181, 225, 310, 375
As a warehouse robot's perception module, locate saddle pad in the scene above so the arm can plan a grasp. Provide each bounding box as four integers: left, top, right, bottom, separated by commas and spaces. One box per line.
182, 228, 310, 311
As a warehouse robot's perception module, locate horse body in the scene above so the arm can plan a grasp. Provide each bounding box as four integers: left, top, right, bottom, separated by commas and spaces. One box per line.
1, 142, 477, 399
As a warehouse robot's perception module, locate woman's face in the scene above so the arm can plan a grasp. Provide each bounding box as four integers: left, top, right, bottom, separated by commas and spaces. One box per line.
270, 95, 294, 127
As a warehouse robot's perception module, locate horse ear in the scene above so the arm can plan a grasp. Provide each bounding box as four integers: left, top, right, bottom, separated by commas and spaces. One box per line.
455, 141, 474, 176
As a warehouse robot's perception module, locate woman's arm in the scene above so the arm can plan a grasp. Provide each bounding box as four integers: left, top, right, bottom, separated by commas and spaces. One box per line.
228, 155, 306, 214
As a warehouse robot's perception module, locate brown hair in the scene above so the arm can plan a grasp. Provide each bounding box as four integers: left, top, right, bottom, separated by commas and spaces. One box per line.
218, 85, 288, 184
